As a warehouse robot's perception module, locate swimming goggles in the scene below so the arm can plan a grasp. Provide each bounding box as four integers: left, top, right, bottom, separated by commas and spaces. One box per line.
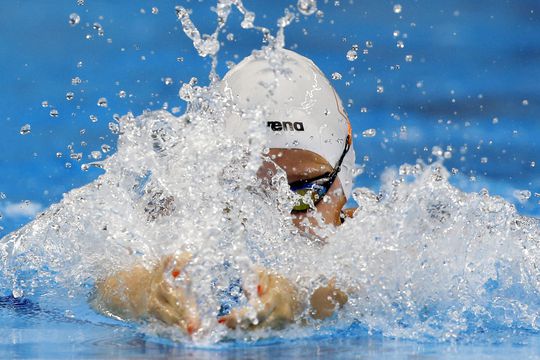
289, 136, 351, 212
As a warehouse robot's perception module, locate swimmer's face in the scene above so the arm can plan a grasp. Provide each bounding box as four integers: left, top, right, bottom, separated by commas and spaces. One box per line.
257, 149, 347, 231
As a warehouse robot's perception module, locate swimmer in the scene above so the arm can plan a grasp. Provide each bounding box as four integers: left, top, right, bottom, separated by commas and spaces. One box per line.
91, 49, 356, 335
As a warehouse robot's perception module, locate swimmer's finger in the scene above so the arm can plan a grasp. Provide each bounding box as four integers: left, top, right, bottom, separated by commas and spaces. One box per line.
156, 279, 186, 307
218, 304, 288, 330
148, 296, 184, 327
148, 293, 200, 335
217, 313, 238, 329
218, 308, 253, 330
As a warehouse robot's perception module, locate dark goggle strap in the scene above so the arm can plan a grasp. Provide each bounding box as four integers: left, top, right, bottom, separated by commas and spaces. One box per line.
289, 135, 351, 191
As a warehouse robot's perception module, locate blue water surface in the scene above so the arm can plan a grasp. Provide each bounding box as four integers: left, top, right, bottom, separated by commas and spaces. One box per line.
1, 0, 540, 358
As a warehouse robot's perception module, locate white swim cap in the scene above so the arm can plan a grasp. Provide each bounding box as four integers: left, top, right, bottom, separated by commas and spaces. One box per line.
221, 49, 356, 199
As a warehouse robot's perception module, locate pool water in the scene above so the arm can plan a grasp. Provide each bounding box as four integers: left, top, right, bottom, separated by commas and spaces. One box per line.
1, 0, 540, 358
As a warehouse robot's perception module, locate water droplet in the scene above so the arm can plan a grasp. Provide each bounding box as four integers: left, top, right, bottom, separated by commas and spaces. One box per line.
89, 115, 98, 123
513, 189, 531, 203
20, 124, 31, 135
93, 22, 104, 36
69, 13, 80, 26
77, 0, 85, 5
108, 122, 120, 134
393, 30, 400, 37
50, 109, 59, 117
241, 11, 255, 29
164, 77, 173, 85
531, 161, 536, 168
362, 128, 376, 137
66, 92, 74, 101
480, 157, 488, 164
118, 90, 126, 98
431, 146, 443, 157
71, 77, 82, 85
65, 162, 72, 169
405, 54, 413, 62
101, 144, 111, 153
226, 33, 235, 41
177, 56, 184, 63
331, 72, 342, 80
151, 7, 159, 15
393, 4, 402, 14
396, 40, 405, 48
91, 151, 102, 160
297, 0, 317, 16
365, 40, 373, 48
522, 99, 529, 106
360, 107, 368, 113
492, 117, 499, 124
346, 50, 358, 61
97, 97, 108, 107
41, 100, 49, 108
56, 152, 63, 158
376, 85, 384, 94
12, 288, 23, 298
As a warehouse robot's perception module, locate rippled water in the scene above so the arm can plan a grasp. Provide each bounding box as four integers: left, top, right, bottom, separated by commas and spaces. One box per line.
1, 0, 540, 358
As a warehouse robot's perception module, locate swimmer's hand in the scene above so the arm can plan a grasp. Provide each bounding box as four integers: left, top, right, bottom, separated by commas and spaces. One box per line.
309, 278, 348, 320
218, 269, 302, 330
92, 253, 200, 335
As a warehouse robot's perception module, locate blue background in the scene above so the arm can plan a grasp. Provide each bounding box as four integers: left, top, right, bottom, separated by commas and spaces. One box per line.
1, 0, 539, 234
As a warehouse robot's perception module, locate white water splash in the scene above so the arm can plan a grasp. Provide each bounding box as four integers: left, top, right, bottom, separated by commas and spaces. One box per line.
176, 0, 294, 83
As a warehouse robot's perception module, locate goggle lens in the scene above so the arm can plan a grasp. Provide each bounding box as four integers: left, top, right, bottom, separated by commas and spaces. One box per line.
291, 183, 327, 212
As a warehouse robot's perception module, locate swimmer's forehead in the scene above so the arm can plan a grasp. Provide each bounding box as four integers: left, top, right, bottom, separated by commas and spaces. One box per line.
266, 148, 333, 182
